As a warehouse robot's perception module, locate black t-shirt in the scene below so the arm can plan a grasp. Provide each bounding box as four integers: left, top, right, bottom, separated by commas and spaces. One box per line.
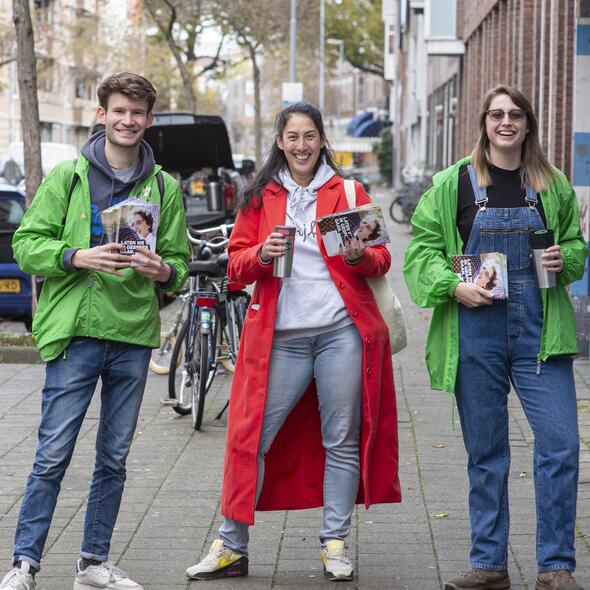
457, 164, 547, 251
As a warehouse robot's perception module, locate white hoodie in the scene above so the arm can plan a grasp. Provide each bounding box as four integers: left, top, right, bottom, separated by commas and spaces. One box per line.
274, 160, 353, 339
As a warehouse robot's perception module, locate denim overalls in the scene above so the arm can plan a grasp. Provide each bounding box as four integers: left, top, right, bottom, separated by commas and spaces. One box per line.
454, 166, 580, 573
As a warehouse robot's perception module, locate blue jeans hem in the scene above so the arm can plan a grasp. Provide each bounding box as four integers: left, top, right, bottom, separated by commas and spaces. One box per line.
471, 562, 508, 571
13, 554, 41, 571
538, 565, 575, 574
79, 551, 108, 562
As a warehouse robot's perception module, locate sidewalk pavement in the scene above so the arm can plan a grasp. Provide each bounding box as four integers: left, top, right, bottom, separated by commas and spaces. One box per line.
0, 188, 589, 590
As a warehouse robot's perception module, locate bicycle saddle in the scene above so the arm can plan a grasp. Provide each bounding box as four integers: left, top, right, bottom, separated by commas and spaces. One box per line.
188, 260, 224, 276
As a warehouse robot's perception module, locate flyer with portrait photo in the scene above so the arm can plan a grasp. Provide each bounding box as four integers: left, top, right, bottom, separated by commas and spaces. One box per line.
99, 198, 160, 256
317, 203, 390, 256
451, 251, 508, 300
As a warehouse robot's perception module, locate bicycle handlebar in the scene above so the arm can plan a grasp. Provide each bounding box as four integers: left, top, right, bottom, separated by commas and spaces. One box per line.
187, 223, 235, 252
188, 222, 234, 240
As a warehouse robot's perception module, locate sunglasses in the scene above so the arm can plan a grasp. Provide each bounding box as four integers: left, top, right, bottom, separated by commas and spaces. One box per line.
486, 109, 527, 122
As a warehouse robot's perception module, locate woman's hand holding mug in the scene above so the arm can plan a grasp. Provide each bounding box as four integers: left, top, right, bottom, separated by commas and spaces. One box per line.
260, 232, 288, 263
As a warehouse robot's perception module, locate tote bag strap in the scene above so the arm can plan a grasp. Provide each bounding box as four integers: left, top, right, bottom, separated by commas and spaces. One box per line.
343, 178, 356, 209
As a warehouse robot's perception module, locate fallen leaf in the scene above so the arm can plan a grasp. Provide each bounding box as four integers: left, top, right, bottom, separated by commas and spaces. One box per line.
431, 511, 449, 518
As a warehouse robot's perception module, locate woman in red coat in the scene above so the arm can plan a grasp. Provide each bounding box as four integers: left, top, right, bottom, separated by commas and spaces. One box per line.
186, 103, 401, 582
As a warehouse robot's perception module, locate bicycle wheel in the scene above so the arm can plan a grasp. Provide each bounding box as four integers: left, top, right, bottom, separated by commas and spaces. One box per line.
192, 331, 212, 430
149, 331, 177, 375
389, 195, 408, 224
222, 293, 249, 372
232, 293, 248, 345
167, 320, 193, 415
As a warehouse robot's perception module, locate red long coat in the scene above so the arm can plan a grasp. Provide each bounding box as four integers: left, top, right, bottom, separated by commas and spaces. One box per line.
220, 175, 401, 525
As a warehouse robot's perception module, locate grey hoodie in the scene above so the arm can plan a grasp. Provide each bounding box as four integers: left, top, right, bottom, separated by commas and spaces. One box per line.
81, 130, 156, 248
274, 160, 353, 339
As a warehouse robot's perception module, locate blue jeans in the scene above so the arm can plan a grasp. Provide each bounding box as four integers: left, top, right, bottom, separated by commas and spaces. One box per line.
13, 337, 151, 570
456, 201, 579, 572
220, 323, 362, 557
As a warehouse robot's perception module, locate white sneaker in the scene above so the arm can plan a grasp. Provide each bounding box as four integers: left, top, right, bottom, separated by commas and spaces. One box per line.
320, 539, 354, 581
0, 563, 36, 590
186, 539, 249, 580
73, 560, 143, 590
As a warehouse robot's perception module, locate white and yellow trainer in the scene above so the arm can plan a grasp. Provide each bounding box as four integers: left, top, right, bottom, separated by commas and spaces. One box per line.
186, 539, 249, 580
320, 539, 354, 582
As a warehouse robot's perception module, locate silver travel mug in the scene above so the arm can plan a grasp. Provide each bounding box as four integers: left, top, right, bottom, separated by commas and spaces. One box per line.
273, 225, 296, 278
530, 229, 556, 288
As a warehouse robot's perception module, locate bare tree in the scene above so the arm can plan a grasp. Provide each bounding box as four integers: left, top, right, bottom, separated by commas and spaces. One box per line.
0, 16, 15, 68
213, 0, 288, 165
12, 0, 42, 206
143, 0, 226, 112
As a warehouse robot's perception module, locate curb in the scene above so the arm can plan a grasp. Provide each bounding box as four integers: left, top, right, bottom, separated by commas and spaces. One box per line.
0, 346, 43, 364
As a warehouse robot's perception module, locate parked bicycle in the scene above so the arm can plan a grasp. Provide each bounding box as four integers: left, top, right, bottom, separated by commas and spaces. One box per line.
388, 168, 432, 224
162, 223, 250, 430
148, 291, 189, 375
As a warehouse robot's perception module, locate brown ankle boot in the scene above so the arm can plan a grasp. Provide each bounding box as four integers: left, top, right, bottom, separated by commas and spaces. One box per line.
445, 568, 511, 590
536, 570, 584, 590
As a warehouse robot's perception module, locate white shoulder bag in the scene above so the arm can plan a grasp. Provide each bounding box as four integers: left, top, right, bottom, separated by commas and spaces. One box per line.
343, 179, 407, 354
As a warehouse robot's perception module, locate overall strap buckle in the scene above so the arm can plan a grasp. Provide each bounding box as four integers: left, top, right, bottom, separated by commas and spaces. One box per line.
467, 164, 488, 211
525, 185, 538, 209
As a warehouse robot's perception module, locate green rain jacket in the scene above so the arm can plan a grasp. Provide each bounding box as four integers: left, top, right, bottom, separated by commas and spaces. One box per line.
403, 156, 588, 394
13, 157, 189, 361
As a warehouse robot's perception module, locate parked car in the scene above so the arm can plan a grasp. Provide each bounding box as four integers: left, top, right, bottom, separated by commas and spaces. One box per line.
7, 141, 78, 177
0, 184, 31, 329
143, 112, 255, 229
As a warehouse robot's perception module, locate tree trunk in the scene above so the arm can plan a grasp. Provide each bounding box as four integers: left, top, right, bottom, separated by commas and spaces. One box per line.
12, 0, 42, 317
12, 0, 42, 207
250, 48, 262, 167
143, 0, 196, 112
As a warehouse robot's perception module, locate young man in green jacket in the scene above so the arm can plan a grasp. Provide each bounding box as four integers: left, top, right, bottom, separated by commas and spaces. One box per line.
1, 73, 189, 590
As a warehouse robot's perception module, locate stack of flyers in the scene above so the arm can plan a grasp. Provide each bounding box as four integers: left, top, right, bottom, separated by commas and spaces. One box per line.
317, 202, 390, 256
99, 198, 160, 256
451, 251, 509, 299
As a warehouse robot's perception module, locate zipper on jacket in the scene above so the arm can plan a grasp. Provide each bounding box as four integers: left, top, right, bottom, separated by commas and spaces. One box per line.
86, 273, 95, 336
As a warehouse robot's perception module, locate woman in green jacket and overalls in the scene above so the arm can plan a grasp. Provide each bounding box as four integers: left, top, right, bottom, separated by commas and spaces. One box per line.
404, 85, 587, 590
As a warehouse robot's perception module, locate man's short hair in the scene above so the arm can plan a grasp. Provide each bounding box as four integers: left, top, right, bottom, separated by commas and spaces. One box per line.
97, 72, 157, 113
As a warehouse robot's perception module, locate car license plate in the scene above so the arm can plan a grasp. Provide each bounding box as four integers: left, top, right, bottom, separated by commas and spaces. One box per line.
0, 279, 21, 293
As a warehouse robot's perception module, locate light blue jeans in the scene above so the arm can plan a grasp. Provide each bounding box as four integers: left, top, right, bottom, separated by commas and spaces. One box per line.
220, 323, 362, 557
13, 337, 151, 570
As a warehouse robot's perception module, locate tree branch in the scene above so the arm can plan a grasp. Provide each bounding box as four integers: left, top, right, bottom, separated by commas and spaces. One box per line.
0, 56, 15, 68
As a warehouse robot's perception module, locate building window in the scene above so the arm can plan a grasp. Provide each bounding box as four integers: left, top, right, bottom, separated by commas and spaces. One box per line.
40, 122, 52, 143
429, 0, 456, 38
38, 57, 56, 93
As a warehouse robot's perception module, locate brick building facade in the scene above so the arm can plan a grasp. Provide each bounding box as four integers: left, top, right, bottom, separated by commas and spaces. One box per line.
456, 0, 576, 175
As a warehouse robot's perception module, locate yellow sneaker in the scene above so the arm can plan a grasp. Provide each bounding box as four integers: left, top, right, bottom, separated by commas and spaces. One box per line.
186, 539, 248, 580
320, 539, 353, 582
